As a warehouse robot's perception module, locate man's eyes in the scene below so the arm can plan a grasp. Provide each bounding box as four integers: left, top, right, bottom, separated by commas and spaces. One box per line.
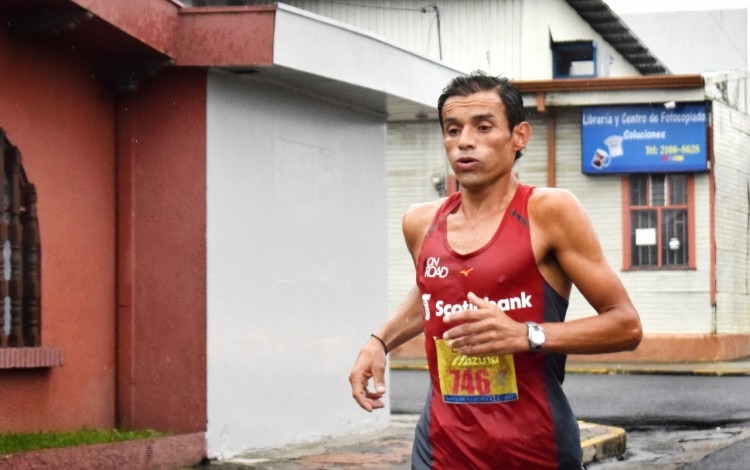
446, 123, 493, 135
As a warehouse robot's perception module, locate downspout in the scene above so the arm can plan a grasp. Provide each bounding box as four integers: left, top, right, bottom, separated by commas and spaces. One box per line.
708, 105, 717, 334
115, 92, 137, 429
421, 5, 443, 61
435, 6, 442, 61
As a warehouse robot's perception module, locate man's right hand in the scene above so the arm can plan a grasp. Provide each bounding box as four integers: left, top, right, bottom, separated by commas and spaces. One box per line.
349, 338, 387, 412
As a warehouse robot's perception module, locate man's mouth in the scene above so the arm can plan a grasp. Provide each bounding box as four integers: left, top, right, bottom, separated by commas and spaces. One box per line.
455, 156, 479, 168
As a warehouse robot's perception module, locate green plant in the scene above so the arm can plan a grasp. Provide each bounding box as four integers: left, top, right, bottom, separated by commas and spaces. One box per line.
0, 428, 165, 454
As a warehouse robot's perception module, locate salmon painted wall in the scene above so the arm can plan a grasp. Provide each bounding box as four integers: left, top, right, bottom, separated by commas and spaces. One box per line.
117, 68, 207, 434
0, 33, 117, 431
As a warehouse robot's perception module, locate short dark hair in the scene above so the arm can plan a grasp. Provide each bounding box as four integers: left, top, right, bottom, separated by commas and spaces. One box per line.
437, 72, 526, 159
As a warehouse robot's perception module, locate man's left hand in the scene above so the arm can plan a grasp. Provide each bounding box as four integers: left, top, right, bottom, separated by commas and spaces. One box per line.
442, 292, 528, 356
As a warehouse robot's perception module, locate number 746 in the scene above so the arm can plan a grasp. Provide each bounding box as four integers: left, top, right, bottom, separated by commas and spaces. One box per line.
449, 369, 490, 395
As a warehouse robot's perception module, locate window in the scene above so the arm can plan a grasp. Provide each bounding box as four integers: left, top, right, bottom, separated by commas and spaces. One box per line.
551, 40, 597, 78
0, 129, 41, 348
625, 173, 694, 269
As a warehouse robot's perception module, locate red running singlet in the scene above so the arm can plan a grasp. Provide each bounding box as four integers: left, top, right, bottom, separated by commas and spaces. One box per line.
413, 184, 583, 470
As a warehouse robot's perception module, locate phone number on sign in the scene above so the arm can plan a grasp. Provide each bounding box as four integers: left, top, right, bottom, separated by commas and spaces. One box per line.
645, 144, 701, 155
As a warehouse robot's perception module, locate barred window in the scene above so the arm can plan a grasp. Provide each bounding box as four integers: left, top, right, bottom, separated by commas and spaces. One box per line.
626, 173, 692, 269
0, 129, 41, 348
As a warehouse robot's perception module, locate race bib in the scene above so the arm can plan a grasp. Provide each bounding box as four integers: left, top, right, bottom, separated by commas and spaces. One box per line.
435, 338, 519, 404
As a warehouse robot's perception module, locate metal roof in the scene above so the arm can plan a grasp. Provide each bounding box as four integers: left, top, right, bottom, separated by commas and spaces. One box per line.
565, 0, 670, 75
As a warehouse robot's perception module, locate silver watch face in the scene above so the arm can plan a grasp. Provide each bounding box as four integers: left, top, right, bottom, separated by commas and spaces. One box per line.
530, 329, 545, 346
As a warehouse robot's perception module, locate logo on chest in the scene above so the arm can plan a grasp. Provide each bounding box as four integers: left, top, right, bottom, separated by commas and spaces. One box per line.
424, 257, 449, 278
421, 292, 533, 320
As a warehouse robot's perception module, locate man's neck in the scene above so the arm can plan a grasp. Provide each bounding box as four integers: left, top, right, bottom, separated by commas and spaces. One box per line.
458, 176, 519, 220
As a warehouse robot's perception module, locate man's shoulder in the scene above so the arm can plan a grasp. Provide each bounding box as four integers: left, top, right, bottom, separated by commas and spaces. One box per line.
401, 197, 449, 257
405, 198, 447, 216
528, 187, 588, 230
403, 198, 447, 229
529, 187, 579, 211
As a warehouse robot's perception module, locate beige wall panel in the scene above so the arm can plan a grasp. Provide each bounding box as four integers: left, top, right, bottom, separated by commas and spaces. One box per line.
387, 121, 446, 311
515, 110, 550, 188
713, 102, 750, 333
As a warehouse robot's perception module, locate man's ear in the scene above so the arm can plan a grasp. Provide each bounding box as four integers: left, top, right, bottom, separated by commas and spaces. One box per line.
512, 121, 532, 151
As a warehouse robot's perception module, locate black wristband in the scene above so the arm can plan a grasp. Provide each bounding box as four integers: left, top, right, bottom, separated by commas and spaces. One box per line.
370, 334, 388, 354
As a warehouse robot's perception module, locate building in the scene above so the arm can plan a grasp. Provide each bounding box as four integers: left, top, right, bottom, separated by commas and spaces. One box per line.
233, 0, 673, 342
218, 1, 750, 364
3, 0, 749, 466
0, 0, 460, 463
514, 72, 750, 363
240, 1, 750, 364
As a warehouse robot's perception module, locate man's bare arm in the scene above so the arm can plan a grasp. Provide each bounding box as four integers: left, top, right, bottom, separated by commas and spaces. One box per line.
532, 188, 642, 354
349, 286, 425, 412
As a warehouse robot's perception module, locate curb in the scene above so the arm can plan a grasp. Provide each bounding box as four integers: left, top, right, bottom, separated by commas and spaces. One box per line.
390, 362, 428, 371
0, 433, 205, 470
579, 421, 626, 465
564, 365, 750, 377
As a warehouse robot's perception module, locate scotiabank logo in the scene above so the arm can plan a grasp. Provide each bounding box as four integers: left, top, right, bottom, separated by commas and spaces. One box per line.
424, 257, 449, 278
423, 292, 533, 320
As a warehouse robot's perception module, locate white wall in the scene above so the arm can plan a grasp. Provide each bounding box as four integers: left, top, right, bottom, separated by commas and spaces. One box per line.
261, 0, 641, 80
206, 71, 389, 458
265, 0, 525, 76
713, 100, 750, 333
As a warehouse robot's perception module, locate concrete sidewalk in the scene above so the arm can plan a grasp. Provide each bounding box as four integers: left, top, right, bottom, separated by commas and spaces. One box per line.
216, 415, 625, 469
565, 357, 750, 376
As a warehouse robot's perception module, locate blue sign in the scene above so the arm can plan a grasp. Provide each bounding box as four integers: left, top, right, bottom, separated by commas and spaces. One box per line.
581, 103, 708, 174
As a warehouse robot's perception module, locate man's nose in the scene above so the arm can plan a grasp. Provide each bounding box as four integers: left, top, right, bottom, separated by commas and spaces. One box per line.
458, 128, 476, 148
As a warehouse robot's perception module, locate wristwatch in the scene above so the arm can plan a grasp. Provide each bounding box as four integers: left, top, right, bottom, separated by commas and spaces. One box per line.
526, 322, 546, 351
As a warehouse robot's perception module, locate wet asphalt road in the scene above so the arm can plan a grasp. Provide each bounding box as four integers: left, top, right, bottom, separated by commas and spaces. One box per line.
390, 369, 750, 469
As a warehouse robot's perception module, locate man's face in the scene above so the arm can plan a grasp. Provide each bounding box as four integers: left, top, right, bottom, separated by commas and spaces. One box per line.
441, 90, 526, 191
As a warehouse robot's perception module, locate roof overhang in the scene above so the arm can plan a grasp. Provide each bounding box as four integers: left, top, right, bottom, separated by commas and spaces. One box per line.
516, 75, 706, 110
0, 0, 178, 91
176, 3, 463, 120
565, 0, 670, 75
0, 0, 462, 120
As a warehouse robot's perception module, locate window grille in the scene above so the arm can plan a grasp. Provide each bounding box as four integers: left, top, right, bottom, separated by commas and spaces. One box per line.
0, 128, 41, 348
627, 173, 690, 269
